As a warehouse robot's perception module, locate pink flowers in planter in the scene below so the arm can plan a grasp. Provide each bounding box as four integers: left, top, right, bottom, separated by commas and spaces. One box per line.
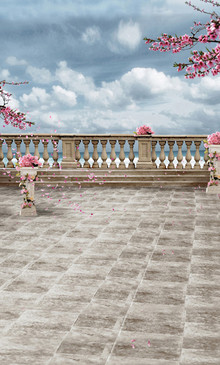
134, 125, 154, 135
207, 131, 220, 145
16, 154, 42, 168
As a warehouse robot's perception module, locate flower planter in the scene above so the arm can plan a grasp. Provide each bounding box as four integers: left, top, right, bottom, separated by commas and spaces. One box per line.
20, 167, 38, 216
206, 144, 220, 194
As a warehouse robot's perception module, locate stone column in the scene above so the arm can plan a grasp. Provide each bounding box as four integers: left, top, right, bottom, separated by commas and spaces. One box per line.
168, 141, 175, 169
6, 139, 14, 168
42, 139, 50, 169
194, 140, 201, 170
92, 140, 99, 168
128, 139, 135, 169
185, 141, 192, 169
136, 136, 153, 169
61, 137, 77, 169
52, 139, 59, 168
0, 139, 5, 167
83, 140, 90, 168
176, 141, 183, 169
118, 139, 126, 169
100, 139, 108, 169
159, 141, 166, 169
109, 140, 117, 168
14, 138, 22, 161
151, 140, 157, 168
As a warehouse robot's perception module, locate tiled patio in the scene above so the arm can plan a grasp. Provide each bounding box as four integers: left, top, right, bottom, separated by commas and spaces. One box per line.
0, 186, 219, 365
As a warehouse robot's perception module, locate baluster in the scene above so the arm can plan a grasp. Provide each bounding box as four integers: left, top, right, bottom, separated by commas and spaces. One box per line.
128, 139, 135, 169
203, 144, 209, 170
159, 141, 166, 169
168, 141, 175, 169
14, 138, 22, 162
100, 139, 108, 169
42, 139, 50, 168
118, 139, 126, 169
194, 140, 201, 170
6, 139, 14, 168
0, 139, 5, 167
185, 141, 192, 169
92, 140, 99, 168
176, 141, 183, 169
33, 139, 40, 159
52, 139, 59, 168
75, 139, 81, 168
23, 138, 31, 155
83, 140, 90, 168
151, 140, 157, 168
109, 139, 117, 168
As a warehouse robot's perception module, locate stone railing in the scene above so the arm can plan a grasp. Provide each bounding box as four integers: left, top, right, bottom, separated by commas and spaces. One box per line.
0, 134, 208, 169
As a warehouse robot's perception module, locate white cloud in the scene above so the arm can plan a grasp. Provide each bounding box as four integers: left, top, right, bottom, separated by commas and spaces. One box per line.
26, 66, 54, 84
0, 69, 10, 80
81, 26, 101, 44
187, 76, 220, 104
52, 85, 77, 106
112, 20, 142, 52
55, 61, 95, 95
20, 87, 51, 108
6, 56, 27, 66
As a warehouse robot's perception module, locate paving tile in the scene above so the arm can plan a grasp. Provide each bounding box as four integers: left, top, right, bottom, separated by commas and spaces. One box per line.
0, 186, 219, 364
110, 330, 182, 362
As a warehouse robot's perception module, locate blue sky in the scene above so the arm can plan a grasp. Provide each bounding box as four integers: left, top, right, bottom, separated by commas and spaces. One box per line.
0, 0, 219, 135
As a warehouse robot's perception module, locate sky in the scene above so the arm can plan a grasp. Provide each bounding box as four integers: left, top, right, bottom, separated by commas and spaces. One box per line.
0, 0, 219, 136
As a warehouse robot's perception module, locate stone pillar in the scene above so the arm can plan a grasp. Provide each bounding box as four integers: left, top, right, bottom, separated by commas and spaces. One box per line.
0, 139, 5, 167
109, 140, 117, 168
83, 140, 90, 168
118, 139, 126, 169
14, 138, 22, 161
185, 141, 192, 169
176, 141, 183, 169
6, 139, 14, 168
75, 140, 81, 168
61, 137, 77, 169
52, 139, 59, 168
151, 140, 157, 168
194, 141, 201, 170
42, 139, 50, 169
19, 167, 38, 216
136, 136, 153, 169
92, 140, 99, 168
128, 139, 135, 169
100, 139, 108, 169
159, 141, 166, 169
168, 141, 175, 169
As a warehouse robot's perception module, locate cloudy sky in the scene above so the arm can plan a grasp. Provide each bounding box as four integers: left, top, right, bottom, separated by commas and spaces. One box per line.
0, 0, 219, 136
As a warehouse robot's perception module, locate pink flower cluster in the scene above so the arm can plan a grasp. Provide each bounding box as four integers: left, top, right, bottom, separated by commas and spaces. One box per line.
135, 125, 154, 135
207, 131, 220, 144
18, 154, 42, 167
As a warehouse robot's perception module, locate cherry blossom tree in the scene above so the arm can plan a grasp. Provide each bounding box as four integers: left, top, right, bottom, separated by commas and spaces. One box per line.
144, 0, 220, 78
0, 80, 34, 129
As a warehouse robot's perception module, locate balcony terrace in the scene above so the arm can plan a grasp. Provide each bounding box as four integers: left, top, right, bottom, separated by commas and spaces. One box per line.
0, 134, 219, 364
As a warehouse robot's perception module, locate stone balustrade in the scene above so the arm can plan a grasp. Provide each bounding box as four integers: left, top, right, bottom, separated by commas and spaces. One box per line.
0, 133, 208, 170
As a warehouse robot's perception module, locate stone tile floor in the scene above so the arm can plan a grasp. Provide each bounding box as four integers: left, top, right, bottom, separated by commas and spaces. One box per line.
0, 185, 219, 365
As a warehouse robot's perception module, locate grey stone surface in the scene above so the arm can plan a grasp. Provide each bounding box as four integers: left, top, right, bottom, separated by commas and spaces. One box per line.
0, 186, 219, 365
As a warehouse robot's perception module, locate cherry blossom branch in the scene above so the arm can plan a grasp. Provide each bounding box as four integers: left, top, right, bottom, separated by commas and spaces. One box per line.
144, 0, 220, 78
0, 80, 34, 129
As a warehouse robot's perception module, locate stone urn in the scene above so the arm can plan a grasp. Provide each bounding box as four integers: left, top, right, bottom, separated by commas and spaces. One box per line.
206, 145, 220, 194
20, 167, 38, 216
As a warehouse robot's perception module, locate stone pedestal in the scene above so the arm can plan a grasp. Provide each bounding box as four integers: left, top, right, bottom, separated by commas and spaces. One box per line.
136, 136, 153, 169
20, 167, 38, 216
206, 145, 220, 194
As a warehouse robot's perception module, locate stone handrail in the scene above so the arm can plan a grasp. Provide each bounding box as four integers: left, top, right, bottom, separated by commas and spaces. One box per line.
0, 133, 208, 169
